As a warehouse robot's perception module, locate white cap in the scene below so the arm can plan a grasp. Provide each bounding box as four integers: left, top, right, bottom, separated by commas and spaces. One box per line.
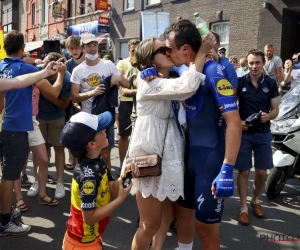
81, 34, 98, 45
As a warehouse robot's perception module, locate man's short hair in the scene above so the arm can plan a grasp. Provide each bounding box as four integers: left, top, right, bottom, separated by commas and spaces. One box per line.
46, 52, 64, 63
292, 53, 300, 61
164, 19, 201, 53
4, 30, 25, 55
21, 53, 33, 59
128, 39, 140, 49
246, 49, 265, 63
265, 44, 273, 49
65, 35, 81, 49
211, 31, 221, 44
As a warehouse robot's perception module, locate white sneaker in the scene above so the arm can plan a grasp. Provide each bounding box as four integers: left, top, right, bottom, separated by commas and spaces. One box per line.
114, 133, 120, 142
0, 219, 31, 236
27, 181, 39, 197
55, 183, 65, 199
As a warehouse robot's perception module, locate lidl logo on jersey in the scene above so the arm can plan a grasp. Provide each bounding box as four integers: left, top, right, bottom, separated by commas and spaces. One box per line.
81, 180, 96, 195
216, 79, 234, 96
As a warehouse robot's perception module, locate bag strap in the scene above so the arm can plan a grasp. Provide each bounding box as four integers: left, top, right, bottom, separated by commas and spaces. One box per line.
161, 109, 171, 157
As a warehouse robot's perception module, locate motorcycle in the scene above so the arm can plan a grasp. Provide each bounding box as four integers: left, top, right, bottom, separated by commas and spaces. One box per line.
265, 83, 300, 199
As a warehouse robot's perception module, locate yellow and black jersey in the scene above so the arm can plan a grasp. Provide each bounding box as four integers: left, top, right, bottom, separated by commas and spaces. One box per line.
66, 156, 114, 243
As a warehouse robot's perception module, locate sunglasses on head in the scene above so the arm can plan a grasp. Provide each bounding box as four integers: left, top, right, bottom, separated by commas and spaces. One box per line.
151, 46, 172, 58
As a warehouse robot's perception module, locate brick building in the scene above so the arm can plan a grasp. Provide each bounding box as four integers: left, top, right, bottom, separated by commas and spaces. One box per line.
0, 0, 111, 57
25, 0, 66, 53
0, 0, 299, 62
111, 0, 300, 62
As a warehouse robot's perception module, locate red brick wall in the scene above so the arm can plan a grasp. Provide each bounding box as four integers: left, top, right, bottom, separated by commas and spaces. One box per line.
26, 0, 40, 42
25, 0, 67, 42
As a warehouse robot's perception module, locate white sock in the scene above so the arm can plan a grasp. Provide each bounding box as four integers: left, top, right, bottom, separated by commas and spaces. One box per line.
178, 242, 193, 250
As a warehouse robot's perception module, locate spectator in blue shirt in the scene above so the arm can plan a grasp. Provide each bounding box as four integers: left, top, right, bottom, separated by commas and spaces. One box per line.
37, 52, 72, 200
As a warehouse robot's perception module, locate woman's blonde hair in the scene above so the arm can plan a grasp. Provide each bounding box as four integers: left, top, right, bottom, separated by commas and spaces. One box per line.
130, 38, 157, 71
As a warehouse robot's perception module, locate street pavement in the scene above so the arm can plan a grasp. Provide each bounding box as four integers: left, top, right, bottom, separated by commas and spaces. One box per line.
0, 145, 300, 250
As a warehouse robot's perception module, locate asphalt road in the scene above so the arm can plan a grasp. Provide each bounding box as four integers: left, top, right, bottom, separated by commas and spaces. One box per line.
0, 146, 299, 250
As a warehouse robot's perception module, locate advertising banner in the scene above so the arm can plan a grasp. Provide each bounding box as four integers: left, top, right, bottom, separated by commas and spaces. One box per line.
96, 0, 109, 11
98, 16, 110, 25
66, 21, 110, 36
51, 1, 63, 18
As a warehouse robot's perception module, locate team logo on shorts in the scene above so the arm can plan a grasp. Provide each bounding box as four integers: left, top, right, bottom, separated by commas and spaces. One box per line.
216, 79, 234, 96
81, 180, 96, 195
87, 73, 100, 87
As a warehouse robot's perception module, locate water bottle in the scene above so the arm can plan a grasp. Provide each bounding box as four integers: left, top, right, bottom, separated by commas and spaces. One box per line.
194, 12, 209, 36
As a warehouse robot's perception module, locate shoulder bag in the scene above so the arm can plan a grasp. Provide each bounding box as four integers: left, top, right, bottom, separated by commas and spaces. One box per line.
126, 110, 171, 178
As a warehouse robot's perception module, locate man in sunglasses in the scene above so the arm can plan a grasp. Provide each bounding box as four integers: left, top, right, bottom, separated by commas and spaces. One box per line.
141, 19, 242, 250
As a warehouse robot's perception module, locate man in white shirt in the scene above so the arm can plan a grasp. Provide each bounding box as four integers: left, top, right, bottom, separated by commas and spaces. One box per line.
71, 34, 130, 169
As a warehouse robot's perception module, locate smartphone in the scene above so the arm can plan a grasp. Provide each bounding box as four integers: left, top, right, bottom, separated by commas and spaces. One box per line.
122, 171, 132, 188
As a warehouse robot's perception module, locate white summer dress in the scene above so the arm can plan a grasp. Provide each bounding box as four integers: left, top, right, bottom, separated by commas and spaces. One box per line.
124, 64, 205, 202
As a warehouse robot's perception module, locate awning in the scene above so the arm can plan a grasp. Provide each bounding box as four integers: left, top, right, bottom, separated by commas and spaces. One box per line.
25, 41, 43, 52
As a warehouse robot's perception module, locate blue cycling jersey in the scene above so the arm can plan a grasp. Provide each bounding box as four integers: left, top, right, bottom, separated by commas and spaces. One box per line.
219, 56, 238, 88
186, 60, 238, 148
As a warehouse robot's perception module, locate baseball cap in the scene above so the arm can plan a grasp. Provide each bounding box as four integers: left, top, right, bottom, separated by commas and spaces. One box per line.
81, 33, 98, 45
60, 111, 113, 151
218, 47, 226, 51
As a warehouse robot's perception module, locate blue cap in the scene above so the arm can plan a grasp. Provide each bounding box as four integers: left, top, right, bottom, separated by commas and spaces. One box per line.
60, 111, 113, 151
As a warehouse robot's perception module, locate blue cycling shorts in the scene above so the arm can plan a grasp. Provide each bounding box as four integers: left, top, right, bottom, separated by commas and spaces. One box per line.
188, 141, 225, 224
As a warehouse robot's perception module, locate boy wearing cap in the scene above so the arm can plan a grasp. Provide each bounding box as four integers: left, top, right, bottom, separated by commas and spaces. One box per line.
61, 111, 133, 249
71, 33, 130, 171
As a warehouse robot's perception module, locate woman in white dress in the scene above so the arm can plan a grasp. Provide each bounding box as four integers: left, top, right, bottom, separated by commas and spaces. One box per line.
124, 37, 211, 250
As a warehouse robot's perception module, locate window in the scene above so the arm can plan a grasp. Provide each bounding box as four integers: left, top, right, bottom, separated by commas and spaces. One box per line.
80, 0, 87, 15
147, 0, 160, 5
32, 3, 36, 25
211, 22, 230, 54
3, 24, 13, 33
42, 0, 48, 23
67, 0, 72, 18
124, 0, 134, 10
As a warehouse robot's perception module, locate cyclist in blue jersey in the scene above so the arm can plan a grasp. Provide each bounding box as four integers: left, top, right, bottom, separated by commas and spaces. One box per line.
211, 31, 238, 94
141, 20, 242, 250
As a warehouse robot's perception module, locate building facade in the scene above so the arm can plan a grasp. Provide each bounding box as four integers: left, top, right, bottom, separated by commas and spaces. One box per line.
1, 0, 299, 62
111, 0, 300, 62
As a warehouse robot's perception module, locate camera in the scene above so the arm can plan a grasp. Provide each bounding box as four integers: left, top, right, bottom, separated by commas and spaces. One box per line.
246, 112, 263, 132
43, 40, 61, 53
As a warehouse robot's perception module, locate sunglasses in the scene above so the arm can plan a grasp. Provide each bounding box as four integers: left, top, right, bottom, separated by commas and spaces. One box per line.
130, 49, 135, 52
151, 46, 172, 58
219, 51, 226, 54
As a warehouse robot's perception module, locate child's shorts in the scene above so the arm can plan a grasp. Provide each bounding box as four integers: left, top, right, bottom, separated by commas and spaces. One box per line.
62, 231, 103, 250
